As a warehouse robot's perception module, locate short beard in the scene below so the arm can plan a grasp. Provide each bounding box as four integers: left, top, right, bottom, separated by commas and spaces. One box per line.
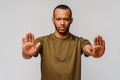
54, 24, 70, 35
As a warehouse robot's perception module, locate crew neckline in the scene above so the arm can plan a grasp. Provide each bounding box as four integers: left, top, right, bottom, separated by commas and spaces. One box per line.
52, 33, 72, 40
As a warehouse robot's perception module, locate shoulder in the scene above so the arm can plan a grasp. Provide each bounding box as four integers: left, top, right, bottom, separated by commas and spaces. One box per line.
70, 33, 91, 44
70, 33, 79, 40
79, 37, 90, 43
34, 33, 53, 43
70, 34, 87, 42
70, 33, 88, 42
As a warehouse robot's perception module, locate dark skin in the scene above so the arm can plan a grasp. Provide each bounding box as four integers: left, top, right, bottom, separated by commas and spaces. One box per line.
22, 8, 105, 59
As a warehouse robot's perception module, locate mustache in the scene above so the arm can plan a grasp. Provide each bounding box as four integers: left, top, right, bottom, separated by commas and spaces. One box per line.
54, 24, 70, 34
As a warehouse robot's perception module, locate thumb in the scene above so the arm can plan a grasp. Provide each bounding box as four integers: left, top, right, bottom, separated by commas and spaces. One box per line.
88, 48, 94, 56
35, 42, 41, 49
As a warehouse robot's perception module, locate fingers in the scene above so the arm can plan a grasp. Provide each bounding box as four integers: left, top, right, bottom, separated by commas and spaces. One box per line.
25, 32, 35, 43
31, 33, 34, 43
22, 36, 25, 45
102, 39, 105, 47
94, 35, 99, 45
94, 35, 104, 46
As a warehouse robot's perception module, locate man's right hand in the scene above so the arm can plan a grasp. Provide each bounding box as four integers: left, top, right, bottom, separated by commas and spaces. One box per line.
22, 32, 40, 59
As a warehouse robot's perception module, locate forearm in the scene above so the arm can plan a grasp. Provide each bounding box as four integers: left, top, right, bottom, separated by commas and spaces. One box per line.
83, 45, 93, 56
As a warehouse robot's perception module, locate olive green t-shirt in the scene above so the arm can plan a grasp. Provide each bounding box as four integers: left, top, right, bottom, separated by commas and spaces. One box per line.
35, 33, 91, 80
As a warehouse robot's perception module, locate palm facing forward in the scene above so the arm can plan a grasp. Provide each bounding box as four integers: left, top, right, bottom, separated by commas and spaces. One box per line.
84, 35, 105, 58
22, 32, 40, 59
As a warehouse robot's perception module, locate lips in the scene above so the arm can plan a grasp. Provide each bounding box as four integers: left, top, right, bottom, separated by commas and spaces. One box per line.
59, 26, 66, 30
60, 27, 66, 30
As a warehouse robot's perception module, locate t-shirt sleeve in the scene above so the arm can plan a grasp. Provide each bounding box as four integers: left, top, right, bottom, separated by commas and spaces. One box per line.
34, 37, 43, 57
80, 37, 91, 57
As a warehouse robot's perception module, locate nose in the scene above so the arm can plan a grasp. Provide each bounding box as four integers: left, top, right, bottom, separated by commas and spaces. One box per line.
61, 20, 65, 25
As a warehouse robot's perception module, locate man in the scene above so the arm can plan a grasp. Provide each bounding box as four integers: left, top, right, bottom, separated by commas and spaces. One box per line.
22, 4, 105, 80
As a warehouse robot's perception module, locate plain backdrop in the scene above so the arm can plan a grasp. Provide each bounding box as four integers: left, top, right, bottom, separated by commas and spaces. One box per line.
0, 0, 120, 80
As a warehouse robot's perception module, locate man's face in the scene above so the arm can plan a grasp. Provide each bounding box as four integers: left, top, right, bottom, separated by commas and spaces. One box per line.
52, 8, 73, 34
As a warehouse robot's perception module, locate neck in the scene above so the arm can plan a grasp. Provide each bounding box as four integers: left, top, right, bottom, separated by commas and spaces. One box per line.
54, 31, 70, 39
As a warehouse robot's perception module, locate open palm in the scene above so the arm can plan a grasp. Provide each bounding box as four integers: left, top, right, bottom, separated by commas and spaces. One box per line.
22, 32, 40, 58
91, 35, 105, 58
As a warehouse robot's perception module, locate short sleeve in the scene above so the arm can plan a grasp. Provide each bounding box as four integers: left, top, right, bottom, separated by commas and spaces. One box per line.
34, 37, 43, 57
80, 37, 91, 57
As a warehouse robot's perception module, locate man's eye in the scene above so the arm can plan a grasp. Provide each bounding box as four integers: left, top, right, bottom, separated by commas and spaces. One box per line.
56, 18, 61, 20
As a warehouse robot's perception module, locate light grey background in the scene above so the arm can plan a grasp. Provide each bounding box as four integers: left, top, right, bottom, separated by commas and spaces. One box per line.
0, 0, 120, 80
